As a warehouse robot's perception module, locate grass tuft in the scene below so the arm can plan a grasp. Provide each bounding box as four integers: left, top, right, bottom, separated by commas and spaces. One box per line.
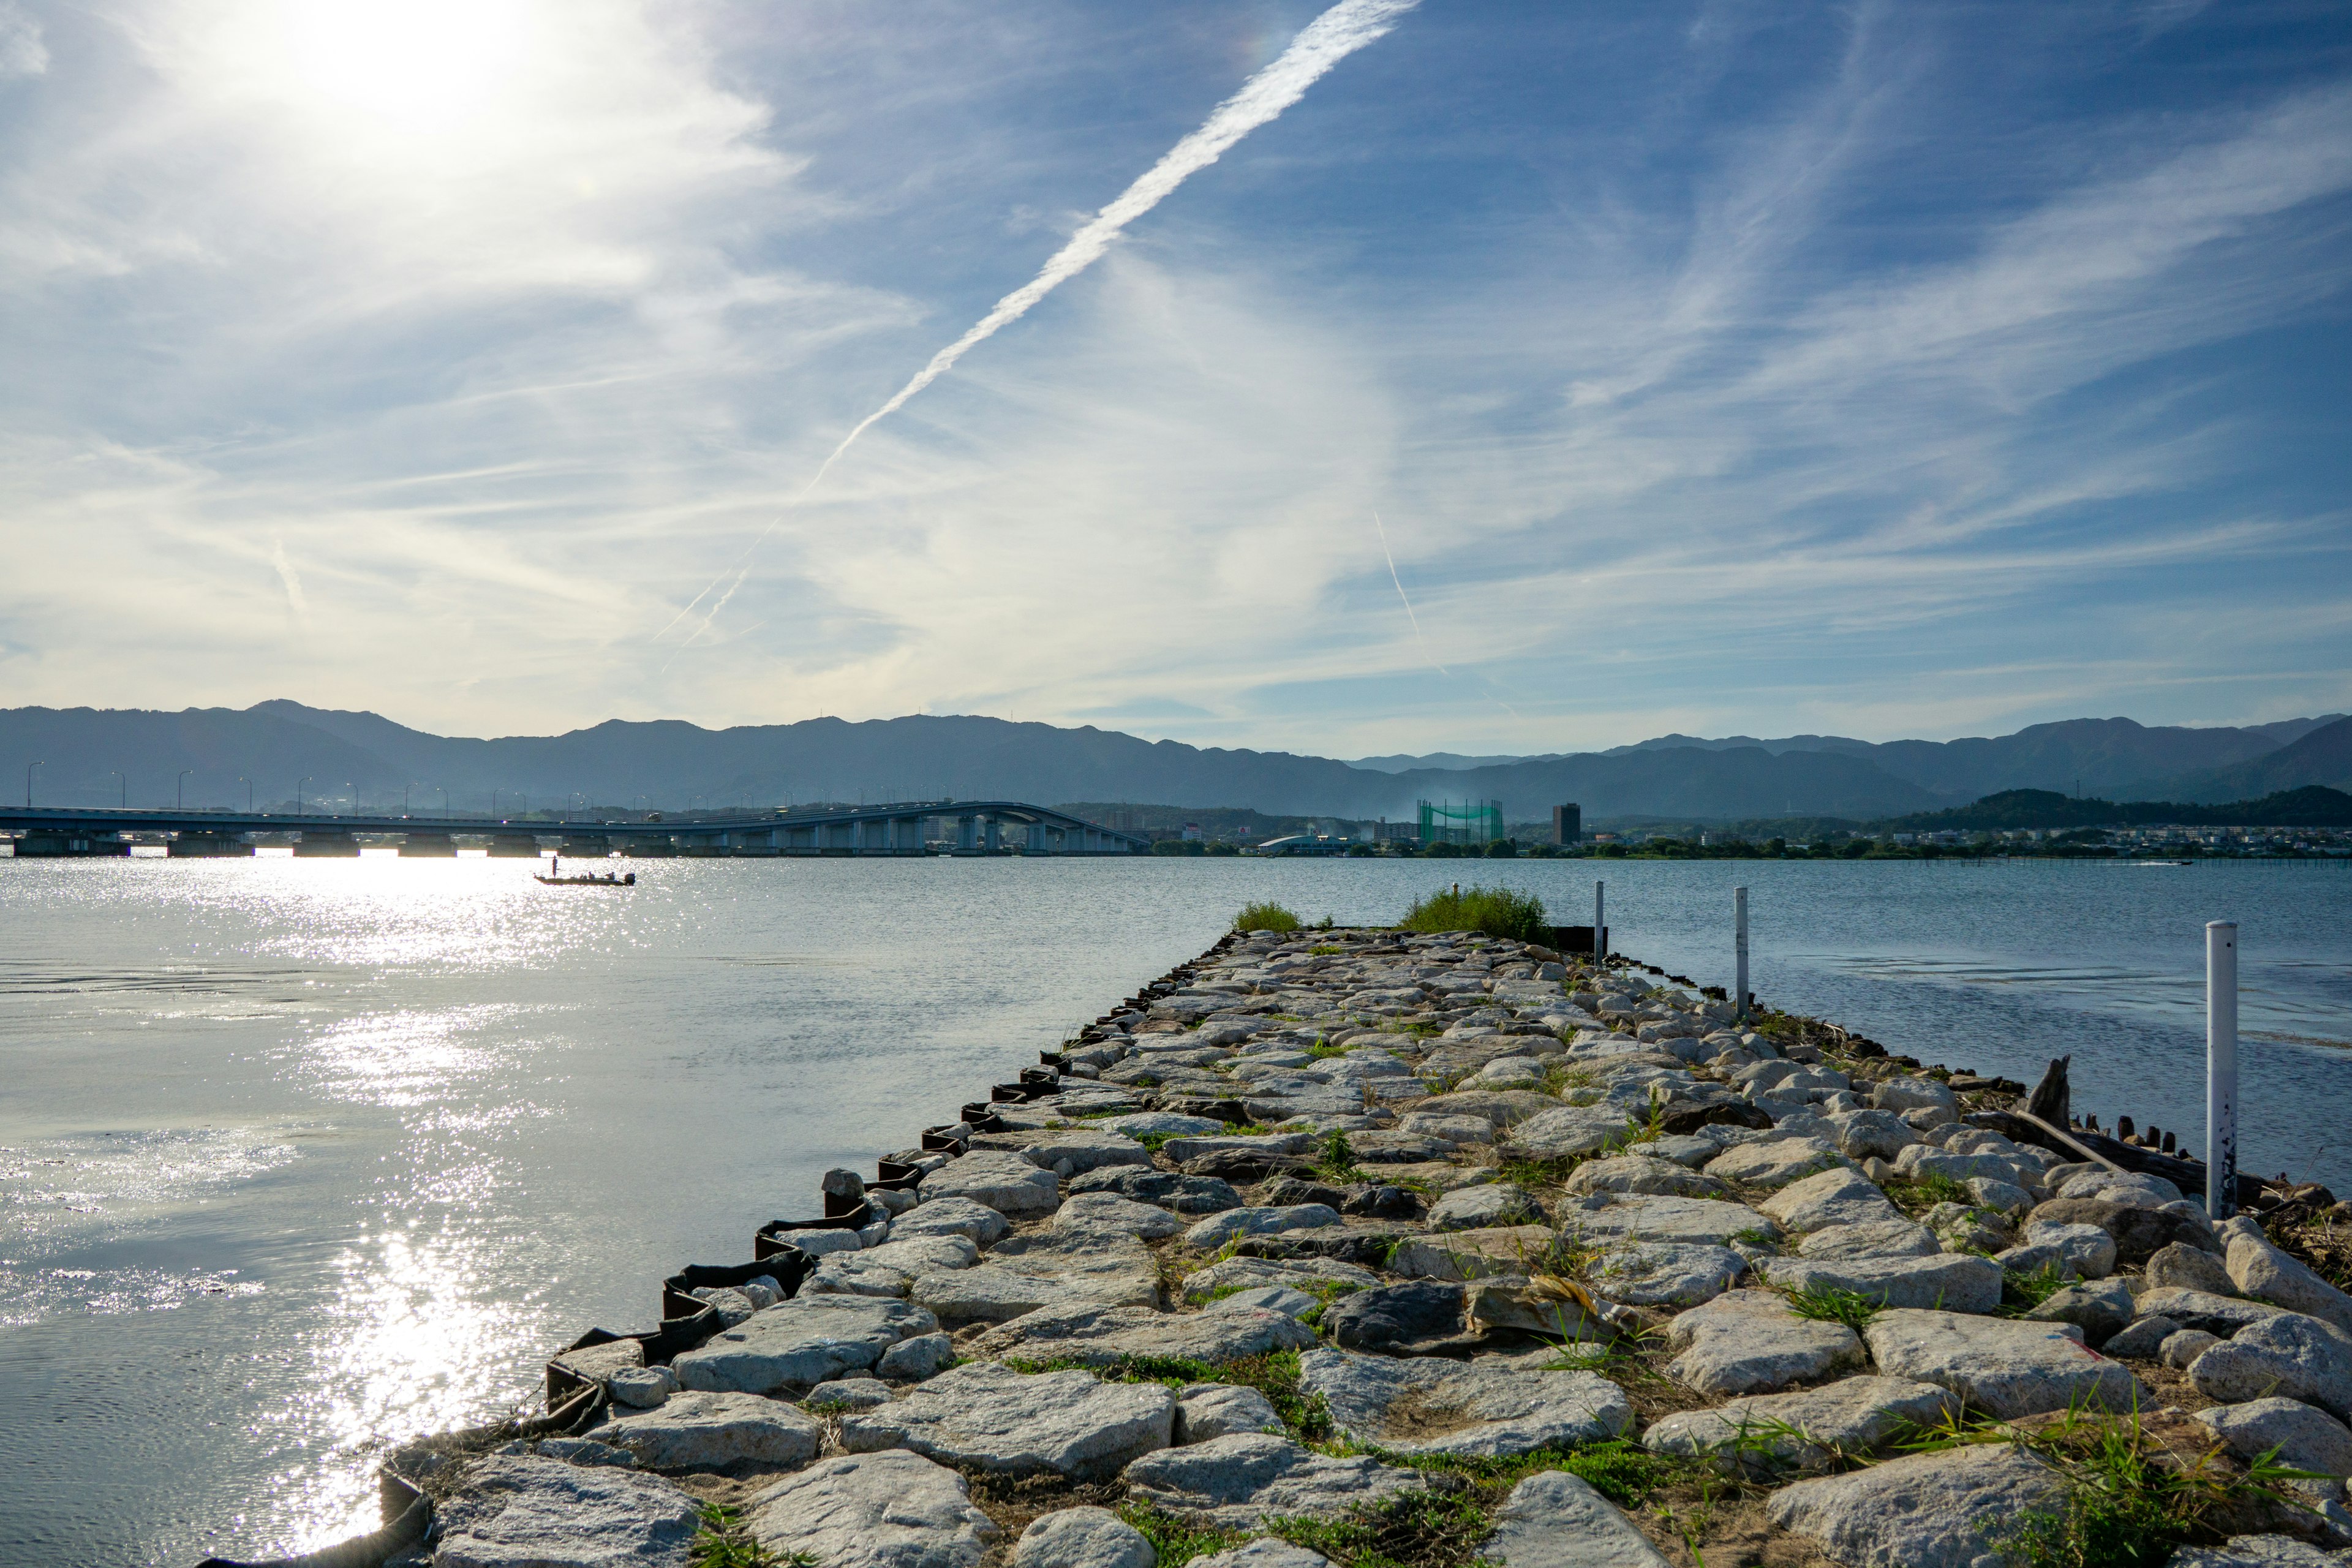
1781, 1281, 1887, 1332
1116, 1505, 1242, 1568
690, 1504, 812, 1568
1236, 902, 1303, 933
1397, 885, 1549, 944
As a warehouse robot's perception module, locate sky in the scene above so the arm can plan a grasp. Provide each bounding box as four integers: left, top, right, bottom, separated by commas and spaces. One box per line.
1, 0, 2348, 755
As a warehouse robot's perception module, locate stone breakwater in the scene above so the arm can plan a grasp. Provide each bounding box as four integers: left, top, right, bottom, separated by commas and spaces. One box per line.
327, 927, 2352, 1568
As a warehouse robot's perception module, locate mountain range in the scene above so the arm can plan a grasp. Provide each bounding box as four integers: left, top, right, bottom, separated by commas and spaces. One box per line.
2, 701, 2348, 824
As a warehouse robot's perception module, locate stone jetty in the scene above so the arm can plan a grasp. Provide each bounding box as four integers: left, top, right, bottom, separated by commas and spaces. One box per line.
360, 927, 2352, 1568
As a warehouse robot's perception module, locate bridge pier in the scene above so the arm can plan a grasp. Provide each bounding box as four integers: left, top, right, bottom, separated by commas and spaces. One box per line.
559, 835, 612, 858
170, 832, 251, 857
294, 832, 361, 857
622, 838, 676, 858
486, 834, 543, 858
399, 833, 458, 857
13, 832, 129, 856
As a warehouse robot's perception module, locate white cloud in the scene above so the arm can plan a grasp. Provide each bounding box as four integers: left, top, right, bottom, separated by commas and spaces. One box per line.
0, 2, 44, 80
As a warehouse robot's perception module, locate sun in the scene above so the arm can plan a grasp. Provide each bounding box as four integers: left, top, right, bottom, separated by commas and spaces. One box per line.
266, 0, 537, 134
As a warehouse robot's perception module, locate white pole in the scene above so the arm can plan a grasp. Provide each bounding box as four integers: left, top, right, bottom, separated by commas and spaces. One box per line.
2206, 920, 2239, 1220
1594, 881, 1605, 968
1735, 885, 1749, 1023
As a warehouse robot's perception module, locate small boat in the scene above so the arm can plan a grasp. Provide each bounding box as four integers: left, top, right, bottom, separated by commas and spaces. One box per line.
536, 856, 635, 888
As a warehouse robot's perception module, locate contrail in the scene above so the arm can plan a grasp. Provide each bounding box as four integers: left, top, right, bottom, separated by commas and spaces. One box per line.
1372, 510, 1449, 676
661, 0, 1421, 650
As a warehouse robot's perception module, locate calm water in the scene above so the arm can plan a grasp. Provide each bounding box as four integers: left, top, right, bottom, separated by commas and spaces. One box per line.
2, 854, 2347, 1565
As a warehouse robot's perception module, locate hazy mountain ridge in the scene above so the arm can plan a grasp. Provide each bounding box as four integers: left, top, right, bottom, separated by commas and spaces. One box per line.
2, 702, 2345, 821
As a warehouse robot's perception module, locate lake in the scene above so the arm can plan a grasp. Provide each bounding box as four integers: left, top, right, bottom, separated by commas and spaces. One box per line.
2, 853, 2346, 1564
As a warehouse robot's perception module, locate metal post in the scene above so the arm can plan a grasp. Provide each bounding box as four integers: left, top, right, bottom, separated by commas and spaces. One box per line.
2206, 920, 2239, 1221
1734, 886, 1750, 1023
1594, 881, 1605, 967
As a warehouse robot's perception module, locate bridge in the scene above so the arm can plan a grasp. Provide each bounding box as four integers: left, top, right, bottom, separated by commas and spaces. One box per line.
0, 801, 1149, 858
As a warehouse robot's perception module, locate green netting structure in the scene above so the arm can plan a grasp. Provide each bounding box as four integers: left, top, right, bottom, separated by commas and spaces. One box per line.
1417, 798, 1504, 846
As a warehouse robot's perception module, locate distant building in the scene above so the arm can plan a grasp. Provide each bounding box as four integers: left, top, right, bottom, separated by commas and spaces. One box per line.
1552, 804, 1581, 845
1181, 823, 1202, 842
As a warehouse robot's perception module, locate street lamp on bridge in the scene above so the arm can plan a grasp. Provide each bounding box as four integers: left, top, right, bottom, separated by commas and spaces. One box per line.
25, 760, 41, 807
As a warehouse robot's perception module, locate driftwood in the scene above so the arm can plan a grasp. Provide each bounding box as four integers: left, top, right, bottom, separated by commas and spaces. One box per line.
2023, 1055, 2071, 1129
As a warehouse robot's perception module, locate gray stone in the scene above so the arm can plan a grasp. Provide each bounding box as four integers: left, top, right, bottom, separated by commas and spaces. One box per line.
1389, 1226, 1562, 1282
1664, 1288, 1865, 1396
2231, 1234, 2352, 1339
978, 1231, 1164, 1311
1509, 1104, 1642, 1158
1870, 1076, 1960, 1117
1412, 1090, 1566, 1127
1212, 1286, 1319, 1317
1479, 1470, 1673, 1568
1181, 1256, 1381, 1303
598, 1390, 825, 1471
1100, 1112, 1229, 1137
533, 1437, 638, 1467
1564, 1156, 1727, 1199
1176, 1384, 1286, 1443
609, 1366, 677, 1409
1118, 1433, 1421, 1527
1054, 1192, 1184, 1242
970, 1303, 1317, 1367
2150, 1242, 2239, 1296
2025, 1278, 2138, 1345
1013, 1507, 1156, 1568
1762, 1254, 2003, 1314
1645, 1133, 1722, 1167
1562, 1194, 1776, 1248
808, 1235, 982, 1298
1322, 1281, 1464, 1352
1183, 1205, 1341, 1251
2022, 1219, 2120, 1279
2104, 1316, 2183, 1359
908, 1265, 1099, 1324
1427, 1183, 1544, 1231
824, 1169, 868, 1200
1298, 1348, 1632, 1456
674, 1296, 938, 1393
919, 1152, 1062, 1218
794, 1228, 870, 1258
551, 1338, 646, 1385
2197, 1398, 2352, 1478
2167, 1537, 2350, 1568
969, 1128, 1153, 1175
1758, 1167, 1902, 1233
1970, 1178, 2038, 1217
1864, 1310, 2147, 1419
1704, 1139, 1853, 1189
1643, 1375, 1958, 1474
2193, 1314, 2352, 1419
1397, 1112, 1501, 1145
1831, 1110, 1919, 1162
2032, 1198, 2218, 1264
1588, 1242, 1748, 1307
1158, 1132, 1315, 1165
841, 1362, 1173, 1479
431, 1454, 699, 1568
1797, 1219, 1940, 1260
890, 1197, 1012, 1247
876, 1332, 957, 1382
807, 1381, 894, 1411
1768, 1442, 2065, 1568
751, 1450, 998, 1568
1066, 1169, 1245, 1216
2138, 1287, 2300, 1338
1189, 1544, 1330, 1568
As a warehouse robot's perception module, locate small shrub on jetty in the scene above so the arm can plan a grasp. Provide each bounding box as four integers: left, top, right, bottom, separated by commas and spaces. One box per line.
1398, 883, 1547, 943
1234, 900, 1302, 932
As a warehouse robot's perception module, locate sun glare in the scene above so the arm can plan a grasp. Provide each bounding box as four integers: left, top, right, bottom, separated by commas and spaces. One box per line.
266, 0, 536, 133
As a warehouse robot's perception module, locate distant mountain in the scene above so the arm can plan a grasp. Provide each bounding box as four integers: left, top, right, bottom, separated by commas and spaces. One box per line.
1881, 785, 2352, 832
2128, 717, 2352, 804
1346, 752, 1547, 773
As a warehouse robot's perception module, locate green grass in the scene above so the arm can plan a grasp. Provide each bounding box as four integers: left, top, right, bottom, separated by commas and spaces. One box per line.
1236, 901, 1303, 933
1262, 1485, 1496, 1568
1116, 1505, 1243, 1568
1316, 1129, 1361, 1182
1781, 1281, 1888, 1332
1010, 1349, 1333, 1442
690, 1504, 812, 1568
1397, 884, 1549, 943
2000, 1261, 2073, 1314
1887, 1172, 1975, 1215
1311, 945, 1344, 956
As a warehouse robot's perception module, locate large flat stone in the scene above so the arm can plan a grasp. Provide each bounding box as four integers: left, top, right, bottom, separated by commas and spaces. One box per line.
2230, 1234, 2352, 1338
1757, 1167, 1901, 1233
1587, 1242, 1748, 1308
982, 1231, 1163, 1309
1118, 1433, 1421, 1527
1012, 1507, 1156, 1568
1762, 1254, 2003, 1314
1065, 1167, 1245, 1215
1562, 1193, 1776, 1247
596, 1390, 824, 1471
1298, 1349, 1632, 1456
2192, 1313, 2352, 1420
891, 1197, 1012, 1246
1054, 1192, 1183, 1242
1185, 1204, 1341, 1251
1321, 1281, 1464, 1352
1703, 1139, 1853, 1189
919, 1153, 1062, 1219
1796, 1218, 1940, 1260
1563, 1155, 1728, 1199
970, 1303, 1317, 1366
1158, 1132, 1315, 1165
1479, 1470, 1672, 1568
751, 1450, 999, 1568
1767, 1442, 2065, 1568
807, 1236, 982, 1298
432, 1454, 699, 1568
1411, 1090, 1565, 1127
1427, 1183, 1545, 1231
840, 1362, 1173, 1478
968, 1129, 1152, 1175
1643, 1376, 1957, 1475
1664, 1288, 1864, 1396
1388, 1225, 1561, 1281
674, 1297, 938, 1393
2030, 1198, 2217, 1264
1508, 1104, 1641, 1158
2137, 1286, 2300, 1339
1180, 1255, 1381, 1303
2196, 1398, 2352, 1478
909, 1265, 1099, 1324
1864, 1310, 2147, 1419
2168, 1537, 2351, 1568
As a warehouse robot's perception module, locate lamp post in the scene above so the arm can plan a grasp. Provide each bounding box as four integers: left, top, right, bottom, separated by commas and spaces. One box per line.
25, 760, 42, 807
178, 769, 193, 809
298, 776, 313, 813
239, 776, 254, 812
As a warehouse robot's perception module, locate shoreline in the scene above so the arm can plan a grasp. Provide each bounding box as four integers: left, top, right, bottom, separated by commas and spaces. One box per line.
213, 925, 2352, 1568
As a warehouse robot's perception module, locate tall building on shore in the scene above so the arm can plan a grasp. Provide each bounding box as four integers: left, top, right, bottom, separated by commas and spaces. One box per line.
1553, 804, 1582, 845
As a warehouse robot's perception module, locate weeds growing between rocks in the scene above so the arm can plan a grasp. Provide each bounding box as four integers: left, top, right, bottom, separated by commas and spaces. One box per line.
690, 1504, 810, 1568
1009, 1350, 1335, 1444
1780, 1281, 1887, 1333
1235, 902, 1303, 933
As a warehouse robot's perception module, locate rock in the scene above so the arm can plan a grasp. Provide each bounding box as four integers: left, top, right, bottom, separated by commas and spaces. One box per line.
2024, 1278, 2138, 1345
1664, 1288, 1866, 1396
694, 1288, 761, 1327
1479, 1470, 1673, 1568
2196, 1398, 2352, 1478
1797, 1219, 1940, 1260
1259, 1177, 1351, 1210
1159, 1132, 1316, 1166
1831, 1110, 1919, 1161
1564, 1156, 1727, 1199
2150, 1242, 2239, 1296
598, 1390, 826, 1471
1562, 1193, 1777, 1248
1013, 1507, 1156, 1568
919, 1153, 1061, 1219
1901, 1104, 1958, 1131
1411, 1090, 1564, 1128
971, 1303, 1317, 1367
824, 1169, 868, 1201
796, 1228, 870, 1257
1065, 1168, 1244, 1215
1189, 1545, 1331, 1568
1183, 1205, 1340, 1251
2166, 1329, 2225, 1368
1119, 1433, 1422, 1526
432, 1455, 699, 1568
1870, 1076, 1959, 1117
878, 1332, 958, 1382
1644, 1375, 1958, 1474
1101, 1112, 1229, 1137
2032, 1198, 2218, 1264
1428, 1183, 1544, 1231
1969, 1178, 2038, 1216
2168, 1536, 2350, 1568
1322, 1281, 1465, 1351
1588, 1242, 1748, 1307
807, 1381, 894, 1411
1340, 1184, 1422, 1221
1397, 1112, 1501, 1145
1212, 1286, 1320, 1318
1757, 1167, 1901, 1233
2105, 1316, 2182, 1358
1864, 1310, 2147, 1419
1768, 1442, 2065, 1568
751, 1450, 998, 1568
1762, 1254, 2003, 1314
1052, 1192, 1184, 1242
674, 1296, 938, 1393
981, 1231, 1164, 1311
1503, 1104, 1640, 1159
1182, 1256, 1381, 1303
2138, 1287, 2299, 1338
2193, 1314, 2352, 1419
971, 1128, 1154, 1175
1177, 1384, 1286, 1442
1703, 1139, 1853, 1189
2021, 1219, 2119, 1279
891, 1197, 1012, 1247
534, 1437, 638, 1467
841, 1362, 1172, 1479
609, 1366, 678, 1409
907, 1265, 1096, 1324
1388, 1225, 1560, 1281
1300, 1349, 1632, 1455
808, 1235, 982, 1298
552, 1338, 647, 1385
2230, 1234, 2352, 1338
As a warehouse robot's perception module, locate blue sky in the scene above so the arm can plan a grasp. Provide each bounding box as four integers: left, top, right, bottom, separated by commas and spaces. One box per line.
1, 0, 2346, 752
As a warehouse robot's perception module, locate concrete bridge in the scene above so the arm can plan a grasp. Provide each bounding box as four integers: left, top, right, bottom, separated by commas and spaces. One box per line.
0, 801, 1148, 858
